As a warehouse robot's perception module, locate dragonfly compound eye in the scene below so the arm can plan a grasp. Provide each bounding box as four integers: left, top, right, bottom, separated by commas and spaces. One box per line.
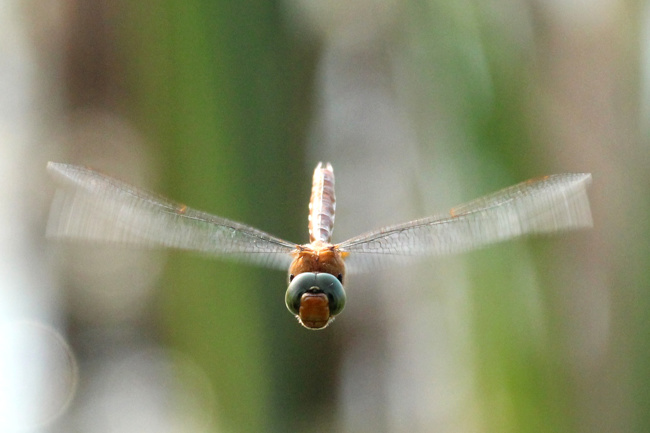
285, 272, 346, 327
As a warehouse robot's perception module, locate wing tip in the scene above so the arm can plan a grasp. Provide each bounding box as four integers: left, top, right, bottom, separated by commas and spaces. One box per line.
46, 161, 63, 174
47, 161, 79, 183
576, 172, 592, 184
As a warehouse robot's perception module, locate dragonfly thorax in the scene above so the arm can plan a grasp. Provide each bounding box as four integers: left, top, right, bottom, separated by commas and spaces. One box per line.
289, 241, 346, 284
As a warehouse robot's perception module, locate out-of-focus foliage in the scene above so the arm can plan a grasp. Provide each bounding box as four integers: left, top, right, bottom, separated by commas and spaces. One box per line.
4, 0, 648, 432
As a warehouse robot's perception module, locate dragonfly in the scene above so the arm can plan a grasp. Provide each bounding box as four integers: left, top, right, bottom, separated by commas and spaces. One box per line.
47, 162, 593, 330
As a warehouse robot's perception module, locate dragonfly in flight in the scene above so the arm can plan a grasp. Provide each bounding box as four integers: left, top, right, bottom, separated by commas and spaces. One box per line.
47, 162, 592, 330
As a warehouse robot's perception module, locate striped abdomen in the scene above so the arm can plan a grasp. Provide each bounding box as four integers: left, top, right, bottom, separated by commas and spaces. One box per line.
308, 162, 336, 243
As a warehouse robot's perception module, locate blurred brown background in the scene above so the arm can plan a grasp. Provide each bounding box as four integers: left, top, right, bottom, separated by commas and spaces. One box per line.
1, 0, 648, 432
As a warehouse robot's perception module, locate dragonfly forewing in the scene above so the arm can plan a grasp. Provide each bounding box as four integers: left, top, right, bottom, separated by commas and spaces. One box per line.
337, 173, 592, 273
47, 162, 297, 270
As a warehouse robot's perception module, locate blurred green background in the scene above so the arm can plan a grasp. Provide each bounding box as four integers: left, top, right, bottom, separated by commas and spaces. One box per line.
11, 0, 650, 432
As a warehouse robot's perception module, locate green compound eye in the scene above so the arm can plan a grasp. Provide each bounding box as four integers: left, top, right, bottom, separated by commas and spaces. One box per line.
285, 272, 346, 317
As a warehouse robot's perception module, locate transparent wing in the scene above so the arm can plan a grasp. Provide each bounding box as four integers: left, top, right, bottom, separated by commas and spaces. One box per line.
46, 162, 297, 270
338, 174, 593, 273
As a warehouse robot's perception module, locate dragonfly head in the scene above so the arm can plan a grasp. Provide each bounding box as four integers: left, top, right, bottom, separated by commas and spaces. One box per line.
285, 272, 346, 330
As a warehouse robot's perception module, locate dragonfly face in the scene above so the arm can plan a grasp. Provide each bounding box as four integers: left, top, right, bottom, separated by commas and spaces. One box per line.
285, 238, 347, 329
285, 272, 346, 329
46, 161, 593, 330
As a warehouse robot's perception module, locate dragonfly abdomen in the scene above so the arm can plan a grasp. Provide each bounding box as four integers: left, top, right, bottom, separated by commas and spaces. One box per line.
308, 162, 336, 243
